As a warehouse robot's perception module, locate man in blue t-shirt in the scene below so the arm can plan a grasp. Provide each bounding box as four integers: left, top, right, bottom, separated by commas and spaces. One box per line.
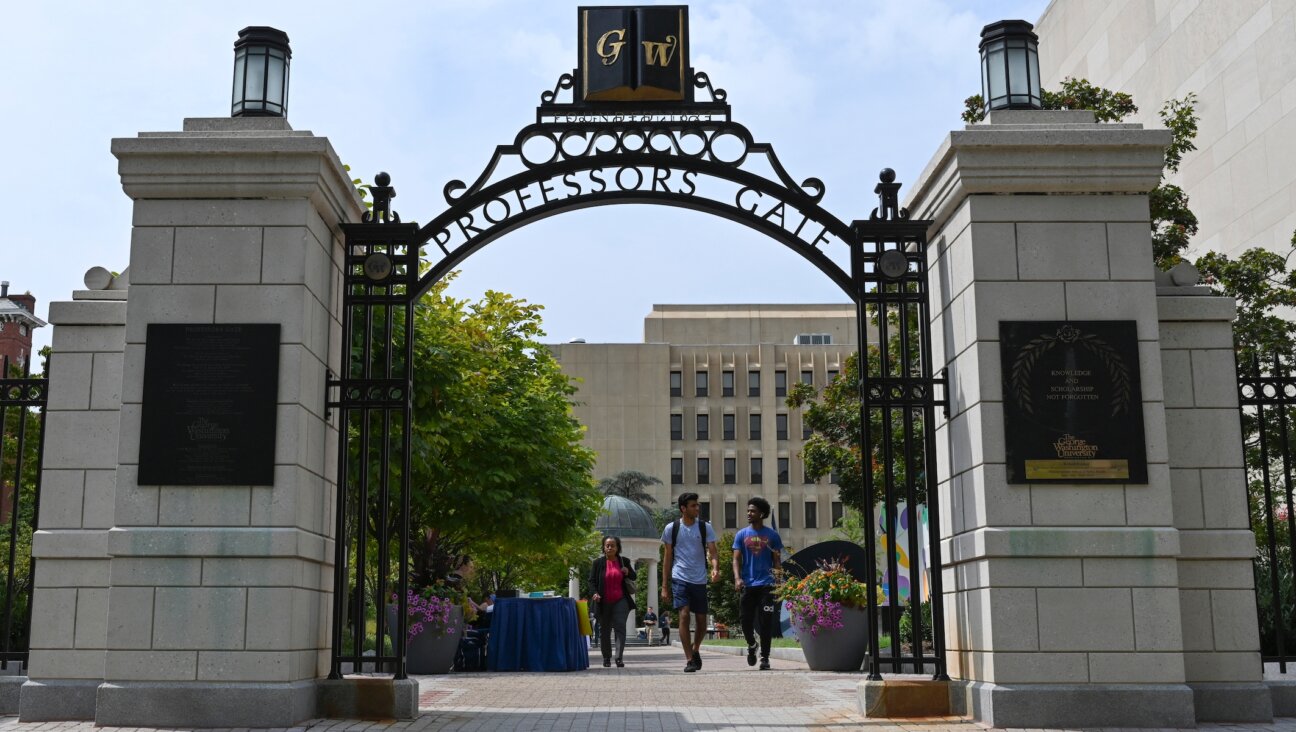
661, 492, 719, 673
732, 496, 783, 670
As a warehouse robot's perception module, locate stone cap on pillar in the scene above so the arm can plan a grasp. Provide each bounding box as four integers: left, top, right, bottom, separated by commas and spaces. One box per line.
111, 118, 365, 229
905, 108, 1172, 233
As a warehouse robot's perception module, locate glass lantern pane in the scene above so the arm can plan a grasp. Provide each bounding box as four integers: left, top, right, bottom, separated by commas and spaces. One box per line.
981, 55, 990, 102
1028, 48, 1041, 100
246, 52, 266, 101
1008, 47, 1028, 96
267, 57, 285, 107
232, 52, 246, 104
987, 47, 1006, 101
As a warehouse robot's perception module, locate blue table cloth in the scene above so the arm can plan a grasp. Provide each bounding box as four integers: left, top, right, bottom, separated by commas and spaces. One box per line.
488, 597, 589, 672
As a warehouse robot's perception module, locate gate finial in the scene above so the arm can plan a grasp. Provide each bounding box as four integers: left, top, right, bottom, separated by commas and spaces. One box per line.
362, 171, 401, 224
870, 168, 909, 221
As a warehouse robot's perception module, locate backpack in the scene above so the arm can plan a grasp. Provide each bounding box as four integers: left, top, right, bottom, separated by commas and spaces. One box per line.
669, 517, 708, 556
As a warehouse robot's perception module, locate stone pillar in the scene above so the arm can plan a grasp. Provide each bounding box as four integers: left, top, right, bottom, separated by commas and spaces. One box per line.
1158, 279, 1271, 720
907, 109, 1198, 727
19, 279, 127, 720
32, 117, 360, 727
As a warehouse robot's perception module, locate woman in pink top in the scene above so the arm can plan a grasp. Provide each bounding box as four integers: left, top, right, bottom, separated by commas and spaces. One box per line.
588, 535, 637, 667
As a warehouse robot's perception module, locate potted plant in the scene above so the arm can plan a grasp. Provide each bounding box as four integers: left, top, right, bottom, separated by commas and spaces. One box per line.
388, 582, 473, 674
775, 559, 880, 671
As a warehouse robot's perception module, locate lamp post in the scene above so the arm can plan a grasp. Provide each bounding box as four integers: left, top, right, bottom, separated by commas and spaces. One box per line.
979, 20, 1041, 113
231, 26, 291, 118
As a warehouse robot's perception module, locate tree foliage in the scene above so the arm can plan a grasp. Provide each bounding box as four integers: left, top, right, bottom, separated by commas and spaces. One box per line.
597, 470, 661, 508
404, 275, 602, 584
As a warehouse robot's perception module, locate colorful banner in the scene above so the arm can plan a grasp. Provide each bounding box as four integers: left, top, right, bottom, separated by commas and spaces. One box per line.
876, 502, 929, 606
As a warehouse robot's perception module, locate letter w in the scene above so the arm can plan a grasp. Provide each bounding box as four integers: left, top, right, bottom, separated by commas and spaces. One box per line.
642, 35, 677, 66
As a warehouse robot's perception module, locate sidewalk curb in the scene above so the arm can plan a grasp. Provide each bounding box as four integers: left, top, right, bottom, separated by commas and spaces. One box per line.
700, 643, 806, 664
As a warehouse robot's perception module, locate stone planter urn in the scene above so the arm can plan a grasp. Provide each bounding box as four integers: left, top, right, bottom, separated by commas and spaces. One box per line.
387, 604, 465, 675
795, 605, 869, 671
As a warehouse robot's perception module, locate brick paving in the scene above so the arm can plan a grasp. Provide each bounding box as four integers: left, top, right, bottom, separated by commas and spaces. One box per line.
2, 646, 1296, 731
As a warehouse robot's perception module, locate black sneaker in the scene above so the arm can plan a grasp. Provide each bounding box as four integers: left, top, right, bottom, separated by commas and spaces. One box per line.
684, 657, 698, 673
747, 644, 757, 666
694, 654, 702, 669
760, 658, 771, 670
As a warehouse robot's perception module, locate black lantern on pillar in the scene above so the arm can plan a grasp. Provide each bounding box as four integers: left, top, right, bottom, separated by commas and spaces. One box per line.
979, 20, 1041, 113
231, 26, 291, 118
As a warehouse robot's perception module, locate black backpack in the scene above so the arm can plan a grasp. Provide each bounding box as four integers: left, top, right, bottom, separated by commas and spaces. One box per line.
669, 518, 708, 555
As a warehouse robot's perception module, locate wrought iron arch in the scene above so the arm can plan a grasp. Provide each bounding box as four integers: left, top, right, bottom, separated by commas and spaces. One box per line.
326, 69, 949, 682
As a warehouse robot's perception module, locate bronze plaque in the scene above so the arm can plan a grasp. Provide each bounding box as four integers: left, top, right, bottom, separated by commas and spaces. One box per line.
579, 6, 688, 102
139, 324, 280, 485
1000, 321, 1147, 484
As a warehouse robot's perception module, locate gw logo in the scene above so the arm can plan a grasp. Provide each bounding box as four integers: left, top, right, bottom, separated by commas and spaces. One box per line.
596, 28, 678, 67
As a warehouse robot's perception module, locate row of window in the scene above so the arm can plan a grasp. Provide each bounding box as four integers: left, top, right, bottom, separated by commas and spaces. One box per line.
698, 499, 843, 530
670, 456, 837, 485
670, 368, 839, 398
671, 413, 812, 441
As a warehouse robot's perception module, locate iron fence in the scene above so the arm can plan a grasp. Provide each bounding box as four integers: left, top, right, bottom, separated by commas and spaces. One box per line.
0, 355, 48, 672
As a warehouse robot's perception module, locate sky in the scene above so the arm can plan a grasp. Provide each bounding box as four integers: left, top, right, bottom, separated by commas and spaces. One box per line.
4, 0, 1048, 354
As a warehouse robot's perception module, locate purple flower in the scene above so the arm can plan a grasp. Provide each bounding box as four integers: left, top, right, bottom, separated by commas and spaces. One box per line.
393, 591, 459, 641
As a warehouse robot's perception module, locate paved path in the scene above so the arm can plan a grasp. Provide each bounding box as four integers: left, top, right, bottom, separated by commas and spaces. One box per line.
3, 646, 1296, 731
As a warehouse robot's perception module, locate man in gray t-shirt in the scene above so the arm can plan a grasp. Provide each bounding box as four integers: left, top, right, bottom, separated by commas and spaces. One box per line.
661, 492, 719, 673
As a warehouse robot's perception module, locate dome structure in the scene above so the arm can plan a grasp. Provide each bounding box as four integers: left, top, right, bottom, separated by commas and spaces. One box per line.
594, 495, 658, 539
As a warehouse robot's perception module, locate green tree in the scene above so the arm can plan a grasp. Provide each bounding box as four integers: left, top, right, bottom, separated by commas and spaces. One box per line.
707, 531, 741, 626
597, 470, 661, 509
403, 275, 602, 583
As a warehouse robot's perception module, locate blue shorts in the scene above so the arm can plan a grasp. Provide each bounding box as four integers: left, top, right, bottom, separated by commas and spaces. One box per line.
671, 579, 708, 615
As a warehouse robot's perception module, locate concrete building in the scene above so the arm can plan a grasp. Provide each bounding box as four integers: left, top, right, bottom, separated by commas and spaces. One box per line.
1036, 0, 1296, 259
0, 281, 45, 371
551, 303, 860, 551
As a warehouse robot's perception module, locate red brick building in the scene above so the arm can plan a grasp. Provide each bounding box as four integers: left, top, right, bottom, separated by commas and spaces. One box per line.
0, 281, 45, 373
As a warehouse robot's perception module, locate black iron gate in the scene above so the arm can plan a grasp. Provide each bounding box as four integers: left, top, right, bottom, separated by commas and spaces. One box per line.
1239, 355, 1296, 670
0, 356, 48, 672
327, 66, 948, 680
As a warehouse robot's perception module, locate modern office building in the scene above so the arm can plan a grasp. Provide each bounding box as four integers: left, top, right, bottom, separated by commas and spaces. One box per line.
551, 303, 861, 551
1036, 0, 1296, 259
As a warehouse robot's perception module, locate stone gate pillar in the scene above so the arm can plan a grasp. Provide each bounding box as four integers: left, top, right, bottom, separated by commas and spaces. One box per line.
20, 117, 361, 726
905, 108, 1260, 726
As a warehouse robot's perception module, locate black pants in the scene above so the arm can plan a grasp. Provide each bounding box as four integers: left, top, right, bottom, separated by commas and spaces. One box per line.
596, 598, 629, 662
740, 585, 776, 659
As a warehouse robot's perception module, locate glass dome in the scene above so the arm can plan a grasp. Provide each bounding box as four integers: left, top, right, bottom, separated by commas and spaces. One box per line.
594, 495, 658, 539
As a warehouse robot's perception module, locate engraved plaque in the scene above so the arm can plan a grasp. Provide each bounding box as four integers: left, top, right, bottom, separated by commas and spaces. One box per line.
1000, 321, 1147, 484
139, 324, 280, 485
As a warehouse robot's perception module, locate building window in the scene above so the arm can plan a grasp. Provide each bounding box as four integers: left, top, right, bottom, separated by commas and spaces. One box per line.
696, 414, 709, 441
776, 414, 788, 440
827, 369, 839, 383
777, 457, 790, 484
775, 370, 787, 397
748, 370, 760, 397
830, 470, 839, 484
802, 422, 813, 440
749, 413, 761, 440
671, 458, 683, 484
722, 370, 734, 397
832, 501, 844, 528
795, 334, 832, 345
778, 501, 791, 529
724, 457, 736, 484
697, 457, 710, 484
670, 371, 682, 397
696, 370, 709, 397
750, 457, 763, 483
723, 414, 735, 440
801, 370, 813, 386
803, 466, 816, 484
805, 501, 818, 529
700, 501, 712, 522
19, 325, 28, 337
724, 501, 737, 529
671, 414, 683, 440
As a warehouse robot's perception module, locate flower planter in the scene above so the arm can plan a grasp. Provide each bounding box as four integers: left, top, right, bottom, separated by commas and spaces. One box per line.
387, 604, 465, 675
795, 605, 869, 671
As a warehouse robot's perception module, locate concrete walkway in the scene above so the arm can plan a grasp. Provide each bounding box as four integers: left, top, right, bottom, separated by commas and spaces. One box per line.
2, 647, 1295, 731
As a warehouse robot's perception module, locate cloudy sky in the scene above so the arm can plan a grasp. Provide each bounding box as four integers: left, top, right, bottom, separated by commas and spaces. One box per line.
5, 0, 1047, 353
